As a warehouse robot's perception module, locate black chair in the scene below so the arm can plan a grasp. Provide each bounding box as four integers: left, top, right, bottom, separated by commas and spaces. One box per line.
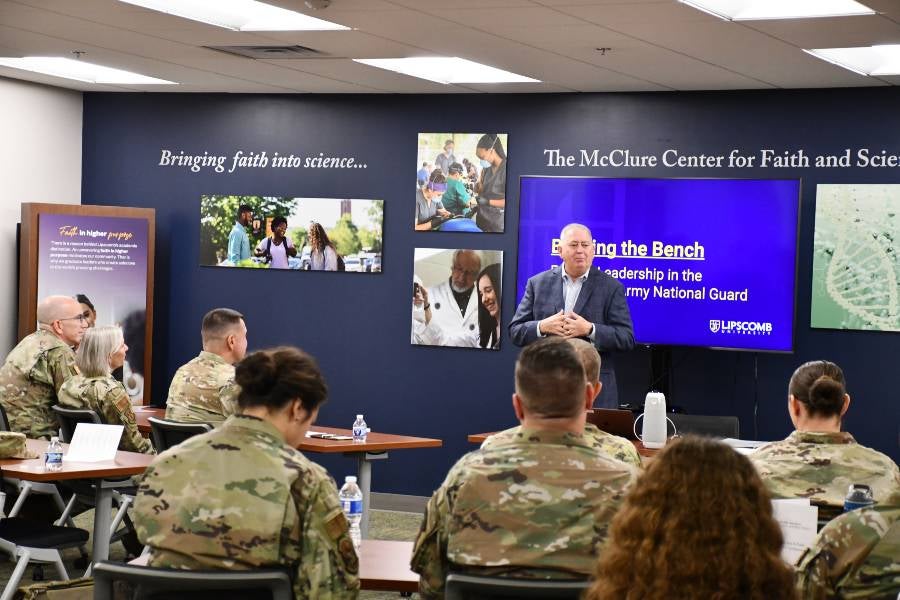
0, 403, 9, 431
445, 573, 590, 600
0, 517, 89, 600
51, 405, 103, 442
668, 414, 740, 439
147, 417, 212, 452
92, 561, 293, 600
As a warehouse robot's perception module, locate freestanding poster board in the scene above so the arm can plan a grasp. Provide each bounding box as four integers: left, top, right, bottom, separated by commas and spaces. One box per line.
18, 203, 156, 406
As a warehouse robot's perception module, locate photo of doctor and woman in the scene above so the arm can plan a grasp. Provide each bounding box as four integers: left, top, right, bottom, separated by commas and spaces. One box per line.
412, 248, 503, 350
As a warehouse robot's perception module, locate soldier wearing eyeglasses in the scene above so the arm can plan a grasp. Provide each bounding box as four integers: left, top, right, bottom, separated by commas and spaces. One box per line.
0, 295, 86, 439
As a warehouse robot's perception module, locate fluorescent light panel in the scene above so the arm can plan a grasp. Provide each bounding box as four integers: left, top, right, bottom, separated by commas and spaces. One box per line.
679, 0, 875, 20
353, 57, 539, 84
118, 0, 348, 31
805, 45, 900, 76
0, 57, 175, 84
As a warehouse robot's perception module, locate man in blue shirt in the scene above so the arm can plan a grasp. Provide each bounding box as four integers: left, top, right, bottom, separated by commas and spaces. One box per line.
227, 204, 252, 264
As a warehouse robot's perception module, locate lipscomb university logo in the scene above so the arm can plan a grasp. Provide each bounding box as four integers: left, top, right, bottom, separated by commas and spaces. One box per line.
709, 319, 721, 333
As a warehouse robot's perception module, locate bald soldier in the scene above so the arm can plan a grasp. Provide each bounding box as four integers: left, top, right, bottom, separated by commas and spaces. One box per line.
0, 296, 86, 439
481, 338, 641, 467
411, 338, 638, 598
165, 308, 246, 423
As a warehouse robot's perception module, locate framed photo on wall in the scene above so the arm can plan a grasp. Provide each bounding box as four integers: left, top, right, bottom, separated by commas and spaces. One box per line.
415, 133, 508, 233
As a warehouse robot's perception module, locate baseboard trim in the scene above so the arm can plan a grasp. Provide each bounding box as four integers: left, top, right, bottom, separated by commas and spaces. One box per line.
370, 492, 427, 513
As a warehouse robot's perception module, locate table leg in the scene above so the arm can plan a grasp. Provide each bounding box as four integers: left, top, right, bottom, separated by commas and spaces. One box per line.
90, 480, 114, 569
355, 451, 388, 539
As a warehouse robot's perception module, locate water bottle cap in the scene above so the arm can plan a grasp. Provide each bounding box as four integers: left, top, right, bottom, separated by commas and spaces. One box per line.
345, 476, 357, 483
356, 414, 364, 419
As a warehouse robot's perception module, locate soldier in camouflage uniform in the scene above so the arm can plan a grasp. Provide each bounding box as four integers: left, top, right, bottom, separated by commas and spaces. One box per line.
411, 338, 638, 599
795, 504, 900, 599
482, 338, 641, 467
0, 296, 86, 439
57, 325, 153, 454
135, 346, 359, 599
165, 308, 246, 423
751, 360, 900, 521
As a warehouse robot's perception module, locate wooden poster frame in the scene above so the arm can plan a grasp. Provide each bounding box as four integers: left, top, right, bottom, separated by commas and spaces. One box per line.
18, 203, 156, 406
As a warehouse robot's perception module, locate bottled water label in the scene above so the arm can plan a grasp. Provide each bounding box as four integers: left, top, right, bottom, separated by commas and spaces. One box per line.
45, 452, 62, 463
352, 426, 366, 439
342, 499, 363, 516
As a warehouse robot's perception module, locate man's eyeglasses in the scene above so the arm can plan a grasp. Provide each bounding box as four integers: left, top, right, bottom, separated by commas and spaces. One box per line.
58, 315, 88, 324
452, 265, 479, 278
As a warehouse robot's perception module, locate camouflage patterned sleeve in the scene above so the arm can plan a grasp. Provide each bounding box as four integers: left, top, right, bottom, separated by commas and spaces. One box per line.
411, 468, 460, 599
218, 382, 240, 418
47, 346, 79, 392
103, 382, 155, 455
294, 473, 360, 599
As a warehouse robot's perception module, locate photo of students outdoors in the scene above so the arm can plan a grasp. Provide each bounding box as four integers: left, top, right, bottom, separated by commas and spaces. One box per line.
200, 195, 383, 273
415, 132, 508, 233
412, 248, 503, 349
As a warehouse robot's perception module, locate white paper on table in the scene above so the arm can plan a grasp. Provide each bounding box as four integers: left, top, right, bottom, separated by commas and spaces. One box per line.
720, 438, 769, 449
64, 423, 124, 462
771, 499, 819, 564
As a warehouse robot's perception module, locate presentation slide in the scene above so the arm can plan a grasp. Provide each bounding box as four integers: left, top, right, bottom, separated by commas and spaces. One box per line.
517, 177, 800, 351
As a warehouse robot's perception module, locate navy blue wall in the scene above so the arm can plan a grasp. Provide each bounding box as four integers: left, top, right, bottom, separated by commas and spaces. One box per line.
82, 89, 900, 496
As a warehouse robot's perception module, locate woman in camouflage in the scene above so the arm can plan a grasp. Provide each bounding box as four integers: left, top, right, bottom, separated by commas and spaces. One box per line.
751, 360, 900, 521
134, 347, 359, 599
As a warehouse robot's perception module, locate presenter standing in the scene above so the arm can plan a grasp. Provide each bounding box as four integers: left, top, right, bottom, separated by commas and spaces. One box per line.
509, 223, 634, 408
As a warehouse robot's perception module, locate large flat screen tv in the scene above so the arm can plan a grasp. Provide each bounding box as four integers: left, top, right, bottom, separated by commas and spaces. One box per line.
516, 177, 801, 352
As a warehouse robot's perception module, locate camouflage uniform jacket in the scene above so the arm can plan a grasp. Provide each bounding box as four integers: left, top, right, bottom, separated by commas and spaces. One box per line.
0, 329, 78, 439
164, 351, 238, 423
481, 423, 642, 467
411, 427, 638, 599
58, 374, 154, 454
795, 505, 900, 600
134, 414, 360, 599
751, 431, 900, 521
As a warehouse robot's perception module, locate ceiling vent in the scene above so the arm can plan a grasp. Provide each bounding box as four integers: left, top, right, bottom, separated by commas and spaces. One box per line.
205, 45, 333, 59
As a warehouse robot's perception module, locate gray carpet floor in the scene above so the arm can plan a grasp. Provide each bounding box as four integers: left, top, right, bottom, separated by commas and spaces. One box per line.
0, 507, 424, 599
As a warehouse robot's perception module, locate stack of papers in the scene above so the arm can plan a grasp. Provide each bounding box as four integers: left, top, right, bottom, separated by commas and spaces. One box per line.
771, 499, 819, 564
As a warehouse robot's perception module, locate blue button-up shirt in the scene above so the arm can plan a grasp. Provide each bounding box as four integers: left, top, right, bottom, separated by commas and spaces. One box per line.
227, 221, 250, 264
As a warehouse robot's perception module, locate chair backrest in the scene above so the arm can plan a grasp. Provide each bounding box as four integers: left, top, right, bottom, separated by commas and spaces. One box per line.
445, 573, 590, 600
0, 402, 9, 431
148, 417, 213, 452
51, 405, 102, 443
668, 414, 740, 439
92, 561, 293, 600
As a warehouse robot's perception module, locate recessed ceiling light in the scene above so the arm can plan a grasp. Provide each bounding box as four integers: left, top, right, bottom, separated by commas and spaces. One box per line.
0, 57, 176, 84
679, 0, 875, 20
118, 0, 349, 31
805, 45, 900, 76
353, 57, 539, 84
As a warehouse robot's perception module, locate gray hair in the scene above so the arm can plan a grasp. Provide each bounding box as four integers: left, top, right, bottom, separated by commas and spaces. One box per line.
451, 249, 481, 268
36, 295, 80, 325
76, 326, 123, 377
560, 223, 592, 241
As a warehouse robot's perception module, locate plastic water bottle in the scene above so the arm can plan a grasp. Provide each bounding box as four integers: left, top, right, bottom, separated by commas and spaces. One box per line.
844, 484, 874, 512
339, 475, 363, 551
44, 437, 63, 472
352, 414, 368, 444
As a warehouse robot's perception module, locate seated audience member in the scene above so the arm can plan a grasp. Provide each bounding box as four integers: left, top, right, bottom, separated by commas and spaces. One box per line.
587, 436, 796, 600
751, 360, 900, 521
165, 308, 245, 423
58, 326, 153, 454
0, 295, 86, 439
411, 338, 638, 598
440, 163, 473, 216
482, 338, 641, 467
135, 346, 360, 599
795, 503, 899, 599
